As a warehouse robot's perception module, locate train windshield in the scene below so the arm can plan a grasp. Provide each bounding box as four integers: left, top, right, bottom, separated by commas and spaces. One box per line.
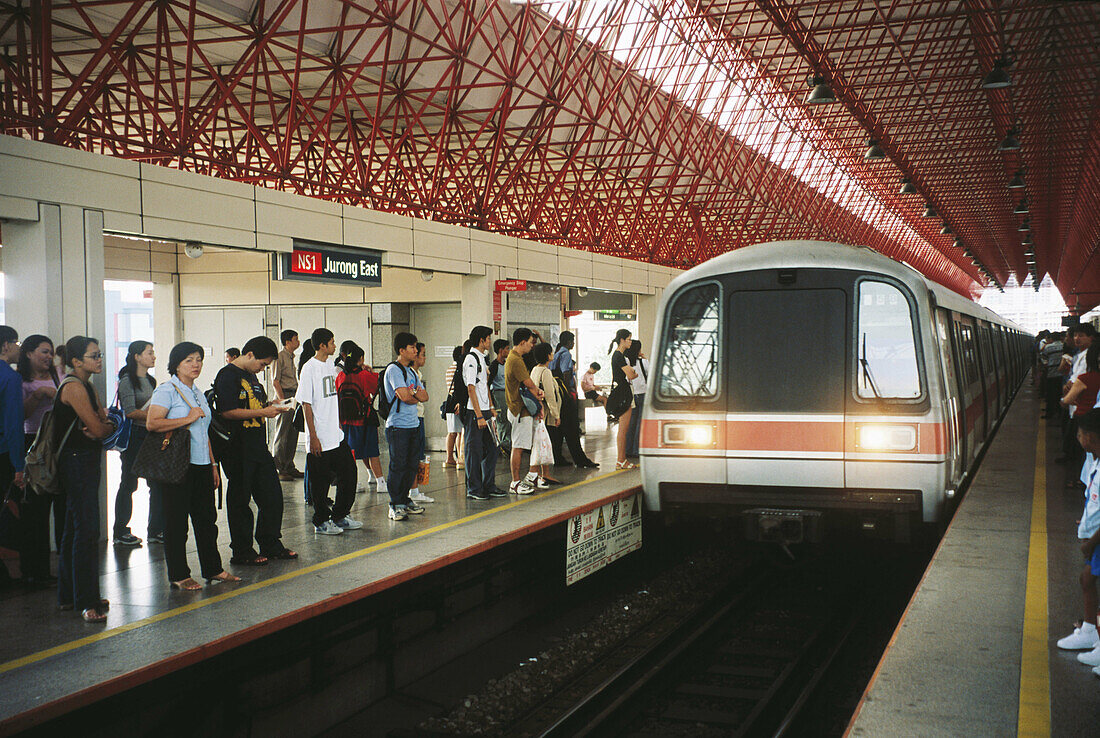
856, 280, 921, 400
657, 283, 720, 400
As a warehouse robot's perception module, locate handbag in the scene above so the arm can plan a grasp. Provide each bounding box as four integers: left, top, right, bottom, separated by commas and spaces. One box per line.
131, 384, 195, 485
103, 386, 131, 452
605, 381, 632, 420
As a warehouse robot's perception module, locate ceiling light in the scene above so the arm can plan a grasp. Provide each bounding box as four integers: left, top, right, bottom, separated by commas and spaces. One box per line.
864, 139, 887, 161
805, 75, 837, 105
940, 222, 953, 235
1022, 233, 1032, 245
1014, 200, 1029, 214
998, 128, 1021, 151
922, 203, 937, 218
899, 178, 918, 195
963, 248, 973, 257
1007, 170, 1026, 189
953, 238, 963, 249
981, 60, 1012, 90
1019, 219, 1030, 232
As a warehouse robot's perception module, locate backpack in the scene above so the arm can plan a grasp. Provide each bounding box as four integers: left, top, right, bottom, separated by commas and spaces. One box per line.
338, 374, 369, 423
23, 377, 81, 496
377, 362, 411, 421
204, 385, 234, 462
447, 352, 484, 424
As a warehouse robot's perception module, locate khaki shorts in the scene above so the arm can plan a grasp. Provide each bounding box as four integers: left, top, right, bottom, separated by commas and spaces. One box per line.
507, 411, 535, 450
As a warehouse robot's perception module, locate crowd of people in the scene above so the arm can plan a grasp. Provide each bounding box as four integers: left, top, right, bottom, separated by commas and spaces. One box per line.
1040, 325, 1100, 677
0, 320, 645, 625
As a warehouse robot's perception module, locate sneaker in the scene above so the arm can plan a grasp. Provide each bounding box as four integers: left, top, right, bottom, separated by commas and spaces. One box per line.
488, 488, 508, 498
406, 501, 425, 515
1079, 645, 1100, 667
510, 480, 534, 495
147, 532, 164, 544
314, 520, 343, 535
377, 481, 389, 494
466, 490, 490, 500
1093, 665, 1100, 678
356, 482, 367, 494
334, 516, 363, 530
535, 476, 551, 489
113, 533, 142, 547
388, 506, 408, 521
410, 490, 435, 503
1058, 622, 1099, 650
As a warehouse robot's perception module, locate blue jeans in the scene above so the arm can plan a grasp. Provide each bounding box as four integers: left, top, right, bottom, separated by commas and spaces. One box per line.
464, 413, 500, 495
57, 450, 102, 611
385, 426, 419, 508
625, 393, 645, 456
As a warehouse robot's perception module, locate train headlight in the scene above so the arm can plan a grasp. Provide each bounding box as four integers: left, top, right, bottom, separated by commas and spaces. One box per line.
661, 422, 718, 448
856, 423, 918, 452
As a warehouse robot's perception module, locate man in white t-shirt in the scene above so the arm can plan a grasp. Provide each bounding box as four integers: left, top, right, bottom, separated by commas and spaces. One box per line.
296, 328, 362, 536
462, 326, 504, 500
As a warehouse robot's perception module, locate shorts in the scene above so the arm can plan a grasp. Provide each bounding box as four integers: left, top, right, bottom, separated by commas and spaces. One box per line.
446, 412, 463, 433
508, 411, 535, 450
342, 423, 379, 458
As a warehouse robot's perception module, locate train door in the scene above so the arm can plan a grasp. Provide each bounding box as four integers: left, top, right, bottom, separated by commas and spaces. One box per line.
952, 316, 983, 463
976, 323, 998, 424
725, 284, 848, 490
935, 309, 965, 486
995, 326, 1010, 407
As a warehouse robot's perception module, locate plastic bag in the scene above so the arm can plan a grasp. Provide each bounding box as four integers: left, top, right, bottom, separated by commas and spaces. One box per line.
530, 421, 554, 466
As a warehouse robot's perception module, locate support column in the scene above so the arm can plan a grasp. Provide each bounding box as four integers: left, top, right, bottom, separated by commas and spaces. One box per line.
4, 203, 108, 537
461, 272, 495, 336
636, 290, 662, 349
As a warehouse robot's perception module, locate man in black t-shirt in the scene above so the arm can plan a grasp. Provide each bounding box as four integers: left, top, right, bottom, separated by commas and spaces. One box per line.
213, 336, 298, 565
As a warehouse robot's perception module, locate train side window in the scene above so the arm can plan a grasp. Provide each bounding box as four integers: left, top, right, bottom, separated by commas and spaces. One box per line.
855, 280, 921, 400
958, 323, 979, 385
657, 283, 720, 400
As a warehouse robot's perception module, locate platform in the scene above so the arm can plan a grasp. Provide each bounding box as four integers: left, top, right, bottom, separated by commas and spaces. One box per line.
0, 426, 639, 733
848, 382, 1100, 736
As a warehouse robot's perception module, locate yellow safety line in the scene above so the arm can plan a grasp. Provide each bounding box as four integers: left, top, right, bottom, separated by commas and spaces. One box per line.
0, 469, 627, 676
1018, 416, 1051, 737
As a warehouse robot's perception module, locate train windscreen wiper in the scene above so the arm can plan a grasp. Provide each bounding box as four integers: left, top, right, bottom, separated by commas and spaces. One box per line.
859, 332, 882, 399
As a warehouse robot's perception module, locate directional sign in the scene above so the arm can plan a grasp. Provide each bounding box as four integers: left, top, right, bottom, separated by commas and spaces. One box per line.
273, 240, 383, 286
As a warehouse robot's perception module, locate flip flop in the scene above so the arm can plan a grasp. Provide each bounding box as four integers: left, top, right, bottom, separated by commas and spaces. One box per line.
265, 549, 299, 560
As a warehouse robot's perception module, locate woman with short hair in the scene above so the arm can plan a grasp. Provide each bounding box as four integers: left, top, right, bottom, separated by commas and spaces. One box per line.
147, 342, 239, 591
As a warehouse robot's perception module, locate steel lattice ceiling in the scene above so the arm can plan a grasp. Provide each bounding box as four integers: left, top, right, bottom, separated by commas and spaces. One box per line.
1, 0, 1097, 309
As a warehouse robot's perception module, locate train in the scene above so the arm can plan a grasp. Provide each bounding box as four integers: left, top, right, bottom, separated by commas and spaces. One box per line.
639, 240, 1031, 542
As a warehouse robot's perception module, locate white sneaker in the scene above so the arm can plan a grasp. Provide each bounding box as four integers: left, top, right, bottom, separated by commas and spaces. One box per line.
409, 490, 435, 503
535, 476, 550, 489
1093, 665, 1100, 678
334, 516, 363, 530
314, 520, 343, 535
356, 482, 367, 494
1079, 645, 1100, 666
510, 480, 534, 495
1058, 622, 1099, 650
377, 481, 389, 494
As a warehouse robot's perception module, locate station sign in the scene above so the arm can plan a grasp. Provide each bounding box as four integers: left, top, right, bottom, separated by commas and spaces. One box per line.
272, 240, 382, 286
596, 310, 636, 321
495, 279, 527, 292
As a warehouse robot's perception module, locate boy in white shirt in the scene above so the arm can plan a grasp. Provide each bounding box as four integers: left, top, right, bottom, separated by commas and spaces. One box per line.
296, 328, 362, 536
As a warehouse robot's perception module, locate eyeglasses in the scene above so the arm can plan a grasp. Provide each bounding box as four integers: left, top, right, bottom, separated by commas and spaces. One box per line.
84, 352, 103, 360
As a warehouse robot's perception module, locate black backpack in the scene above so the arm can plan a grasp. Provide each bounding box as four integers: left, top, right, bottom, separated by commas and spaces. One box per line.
204, 385, 234, 462
337, 375, 369, 423
447, 351, 484, 424
377, 362, 411, 421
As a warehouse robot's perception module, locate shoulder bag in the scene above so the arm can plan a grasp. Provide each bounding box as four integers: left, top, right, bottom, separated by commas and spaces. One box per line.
131, 383, 195, 485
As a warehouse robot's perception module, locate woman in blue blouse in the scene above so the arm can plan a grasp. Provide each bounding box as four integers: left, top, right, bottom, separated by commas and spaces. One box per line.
147, 342, 239, 591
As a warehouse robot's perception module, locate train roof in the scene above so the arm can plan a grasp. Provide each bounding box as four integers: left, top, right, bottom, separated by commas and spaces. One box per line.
665, 241, 1027, 334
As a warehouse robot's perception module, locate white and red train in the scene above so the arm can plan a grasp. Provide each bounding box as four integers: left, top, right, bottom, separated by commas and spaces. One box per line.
640, 241, 1030, 542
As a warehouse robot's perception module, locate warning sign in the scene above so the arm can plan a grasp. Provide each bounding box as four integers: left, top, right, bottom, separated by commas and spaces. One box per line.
565, 492, 643, 585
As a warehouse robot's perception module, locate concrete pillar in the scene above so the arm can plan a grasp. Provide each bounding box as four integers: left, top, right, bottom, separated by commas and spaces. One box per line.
153, 277, 181, 364
461, 273, 494, 337
636, 289, 662, 349
4, 202, 108, 538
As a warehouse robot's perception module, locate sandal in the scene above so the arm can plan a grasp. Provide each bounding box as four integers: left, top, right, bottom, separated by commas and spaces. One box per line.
229, 554, 269, 566
265, 548, 299, 560
171, 578, 203, 591
615, 461, 637, 470
207, 571, 242, 584
61, 597, 110, 611
82, 607, 107, 624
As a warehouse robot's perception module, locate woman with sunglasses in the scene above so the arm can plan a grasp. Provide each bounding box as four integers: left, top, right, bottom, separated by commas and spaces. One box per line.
54, 336, 117, 623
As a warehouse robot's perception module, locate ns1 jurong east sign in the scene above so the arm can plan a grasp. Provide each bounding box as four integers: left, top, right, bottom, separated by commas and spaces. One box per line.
273, 241, 383, 286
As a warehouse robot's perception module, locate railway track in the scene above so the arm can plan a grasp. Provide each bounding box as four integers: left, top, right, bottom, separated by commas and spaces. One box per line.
510, 553, 865, 738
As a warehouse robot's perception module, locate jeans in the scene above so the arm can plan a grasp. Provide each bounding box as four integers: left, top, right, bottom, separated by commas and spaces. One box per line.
305, 443, 356, 526
385, 426, 419, 508
163, 464, 222, 582
113, 425, 165, 537
57, 450, 102, 610
222, 445, 285, 556
625, 393, 645, 456
463, 414, 499, 495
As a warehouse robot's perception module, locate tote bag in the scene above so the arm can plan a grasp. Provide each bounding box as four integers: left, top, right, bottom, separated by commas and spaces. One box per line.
131, 384, 195, 485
